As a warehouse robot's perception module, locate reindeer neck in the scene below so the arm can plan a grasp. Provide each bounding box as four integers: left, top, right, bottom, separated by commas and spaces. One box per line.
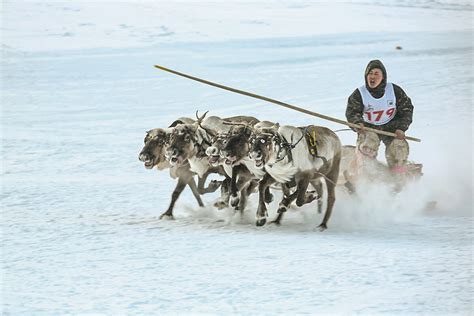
188, 156, 209, 177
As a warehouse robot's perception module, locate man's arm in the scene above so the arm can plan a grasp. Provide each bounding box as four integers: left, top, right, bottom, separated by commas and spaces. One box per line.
384, 84, 414, 132
346, 89, 364, 131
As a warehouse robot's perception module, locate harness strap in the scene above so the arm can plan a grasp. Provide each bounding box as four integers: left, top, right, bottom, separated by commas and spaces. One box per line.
278, 135, 293, 163
276, 126, 308, 161
274, 126, 329, 165
316, 171, 337, 186
301, 126, 328, 165
195, 134, 213, 158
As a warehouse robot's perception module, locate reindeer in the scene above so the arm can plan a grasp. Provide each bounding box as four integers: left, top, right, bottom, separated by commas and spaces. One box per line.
165, 112, 259, 209
205, 124, 252, 211
138, 118, 220, 219
249, 124, 341, 230
202, 121, 275, 213
216, 121, 279, 212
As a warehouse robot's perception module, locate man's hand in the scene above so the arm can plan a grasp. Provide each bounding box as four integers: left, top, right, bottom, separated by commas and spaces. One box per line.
357, 123, 365, 132
395, 129, 406, 140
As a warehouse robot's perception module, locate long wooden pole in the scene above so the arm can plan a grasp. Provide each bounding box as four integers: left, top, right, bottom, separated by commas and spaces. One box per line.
154, 64, 421, 142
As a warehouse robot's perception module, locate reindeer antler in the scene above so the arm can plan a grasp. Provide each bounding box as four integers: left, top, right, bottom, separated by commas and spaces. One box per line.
195, 110, 209, 124
195, 110, 216, 138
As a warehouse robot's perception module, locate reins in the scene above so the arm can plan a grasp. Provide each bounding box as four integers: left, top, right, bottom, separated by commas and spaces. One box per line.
333, 128, 353, 133
154, 65, 421, 143
274, 127, 308, 164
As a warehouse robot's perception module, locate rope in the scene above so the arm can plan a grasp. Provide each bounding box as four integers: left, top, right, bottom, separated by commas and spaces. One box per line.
333, 128, 353, 133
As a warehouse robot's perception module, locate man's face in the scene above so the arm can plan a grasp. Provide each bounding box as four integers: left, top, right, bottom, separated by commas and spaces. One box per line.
366, 68, 384, 89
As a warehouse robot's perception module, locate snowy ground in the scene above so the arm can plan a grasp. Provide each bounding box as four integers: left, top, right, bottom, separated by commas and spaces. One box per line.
1, 1, 473, 314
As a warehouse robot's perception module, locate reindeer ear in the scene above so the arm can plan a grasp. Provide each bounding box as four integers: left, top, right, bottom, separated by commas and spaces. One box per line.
168, 120, 184, 128
271, 123, 280, 130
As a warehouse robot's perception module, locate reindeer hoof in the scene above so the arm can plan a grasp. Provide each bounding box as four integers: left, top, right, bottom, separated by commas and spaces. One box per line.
317, 223, 327, 231
230, 196, 240, 208
277, 207, 287, 214
268, 220, 281, 226
213, 200, 228, 210
159, 213, 175, 220
306, 193, 317, 203
264, 193, 274, 204
256, 218, 267, 226
208, 180, 221, 192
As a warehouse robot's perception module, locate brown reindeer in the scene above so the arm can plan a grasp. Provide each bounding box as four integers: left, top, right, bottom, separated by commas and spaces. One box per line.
249, 124, 341, 230
138, 118, 220, 219
165, 112, 259, 209
212, 122, 276, 213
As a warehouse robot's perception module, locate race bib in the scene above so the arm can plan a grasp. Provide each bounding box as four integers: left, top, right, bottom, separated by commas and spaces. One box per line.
358, 83, 397, 126
363, 105, 396, 125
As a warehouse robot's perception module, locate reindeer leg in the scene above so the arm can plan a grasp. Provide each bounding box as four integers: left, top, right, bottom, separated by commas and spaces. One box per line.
214, 177, 230, 209
270, 189, 298, 225
281, 183, 292, 198
237, 171, 258, 213
318, 183, 334, 231
296, 178, 311, 207
230, 165, 250, 208
160, 178, 187, 219
311, 180, 324, 214
256, 173, 275, 226
318, 160, 340, 231
230, 165, 244, 208
237, 181, 251, 215
246, 180, 259, 196
234, 175, 252, 213
187, 177, 204, 207
197, 171, 221, 194
264, 186, 274, 203
235, 179, 258, 217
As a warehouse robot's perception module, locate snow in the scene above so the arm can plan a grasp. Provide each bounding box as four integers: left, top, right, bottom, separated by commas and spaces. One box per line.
1, 0, 473, 314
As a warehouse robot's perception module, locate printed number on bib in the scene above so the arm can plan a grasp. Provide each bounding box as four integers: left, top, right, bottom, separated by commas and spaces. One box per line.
364, 108, 395, 124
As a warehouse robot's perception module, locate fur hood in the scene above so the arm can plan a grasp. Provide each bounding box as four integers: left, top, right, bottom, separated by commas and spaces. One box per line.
364, 59, 387, 98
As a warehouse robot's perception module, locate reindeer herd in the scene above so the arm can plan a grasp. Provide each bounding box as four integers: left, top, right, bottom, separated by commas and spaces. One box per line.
139, 112, 422, 230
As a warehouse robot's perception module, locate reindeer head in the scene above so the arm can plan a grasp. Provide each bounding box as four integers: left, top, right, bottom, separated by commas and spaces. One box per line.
165, 124, 199, 166
205, 130, 230, 167
166, 111, 216, 165
220, 125, 254, 166
248, 125, 280, 169
139, 128, 170, 169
